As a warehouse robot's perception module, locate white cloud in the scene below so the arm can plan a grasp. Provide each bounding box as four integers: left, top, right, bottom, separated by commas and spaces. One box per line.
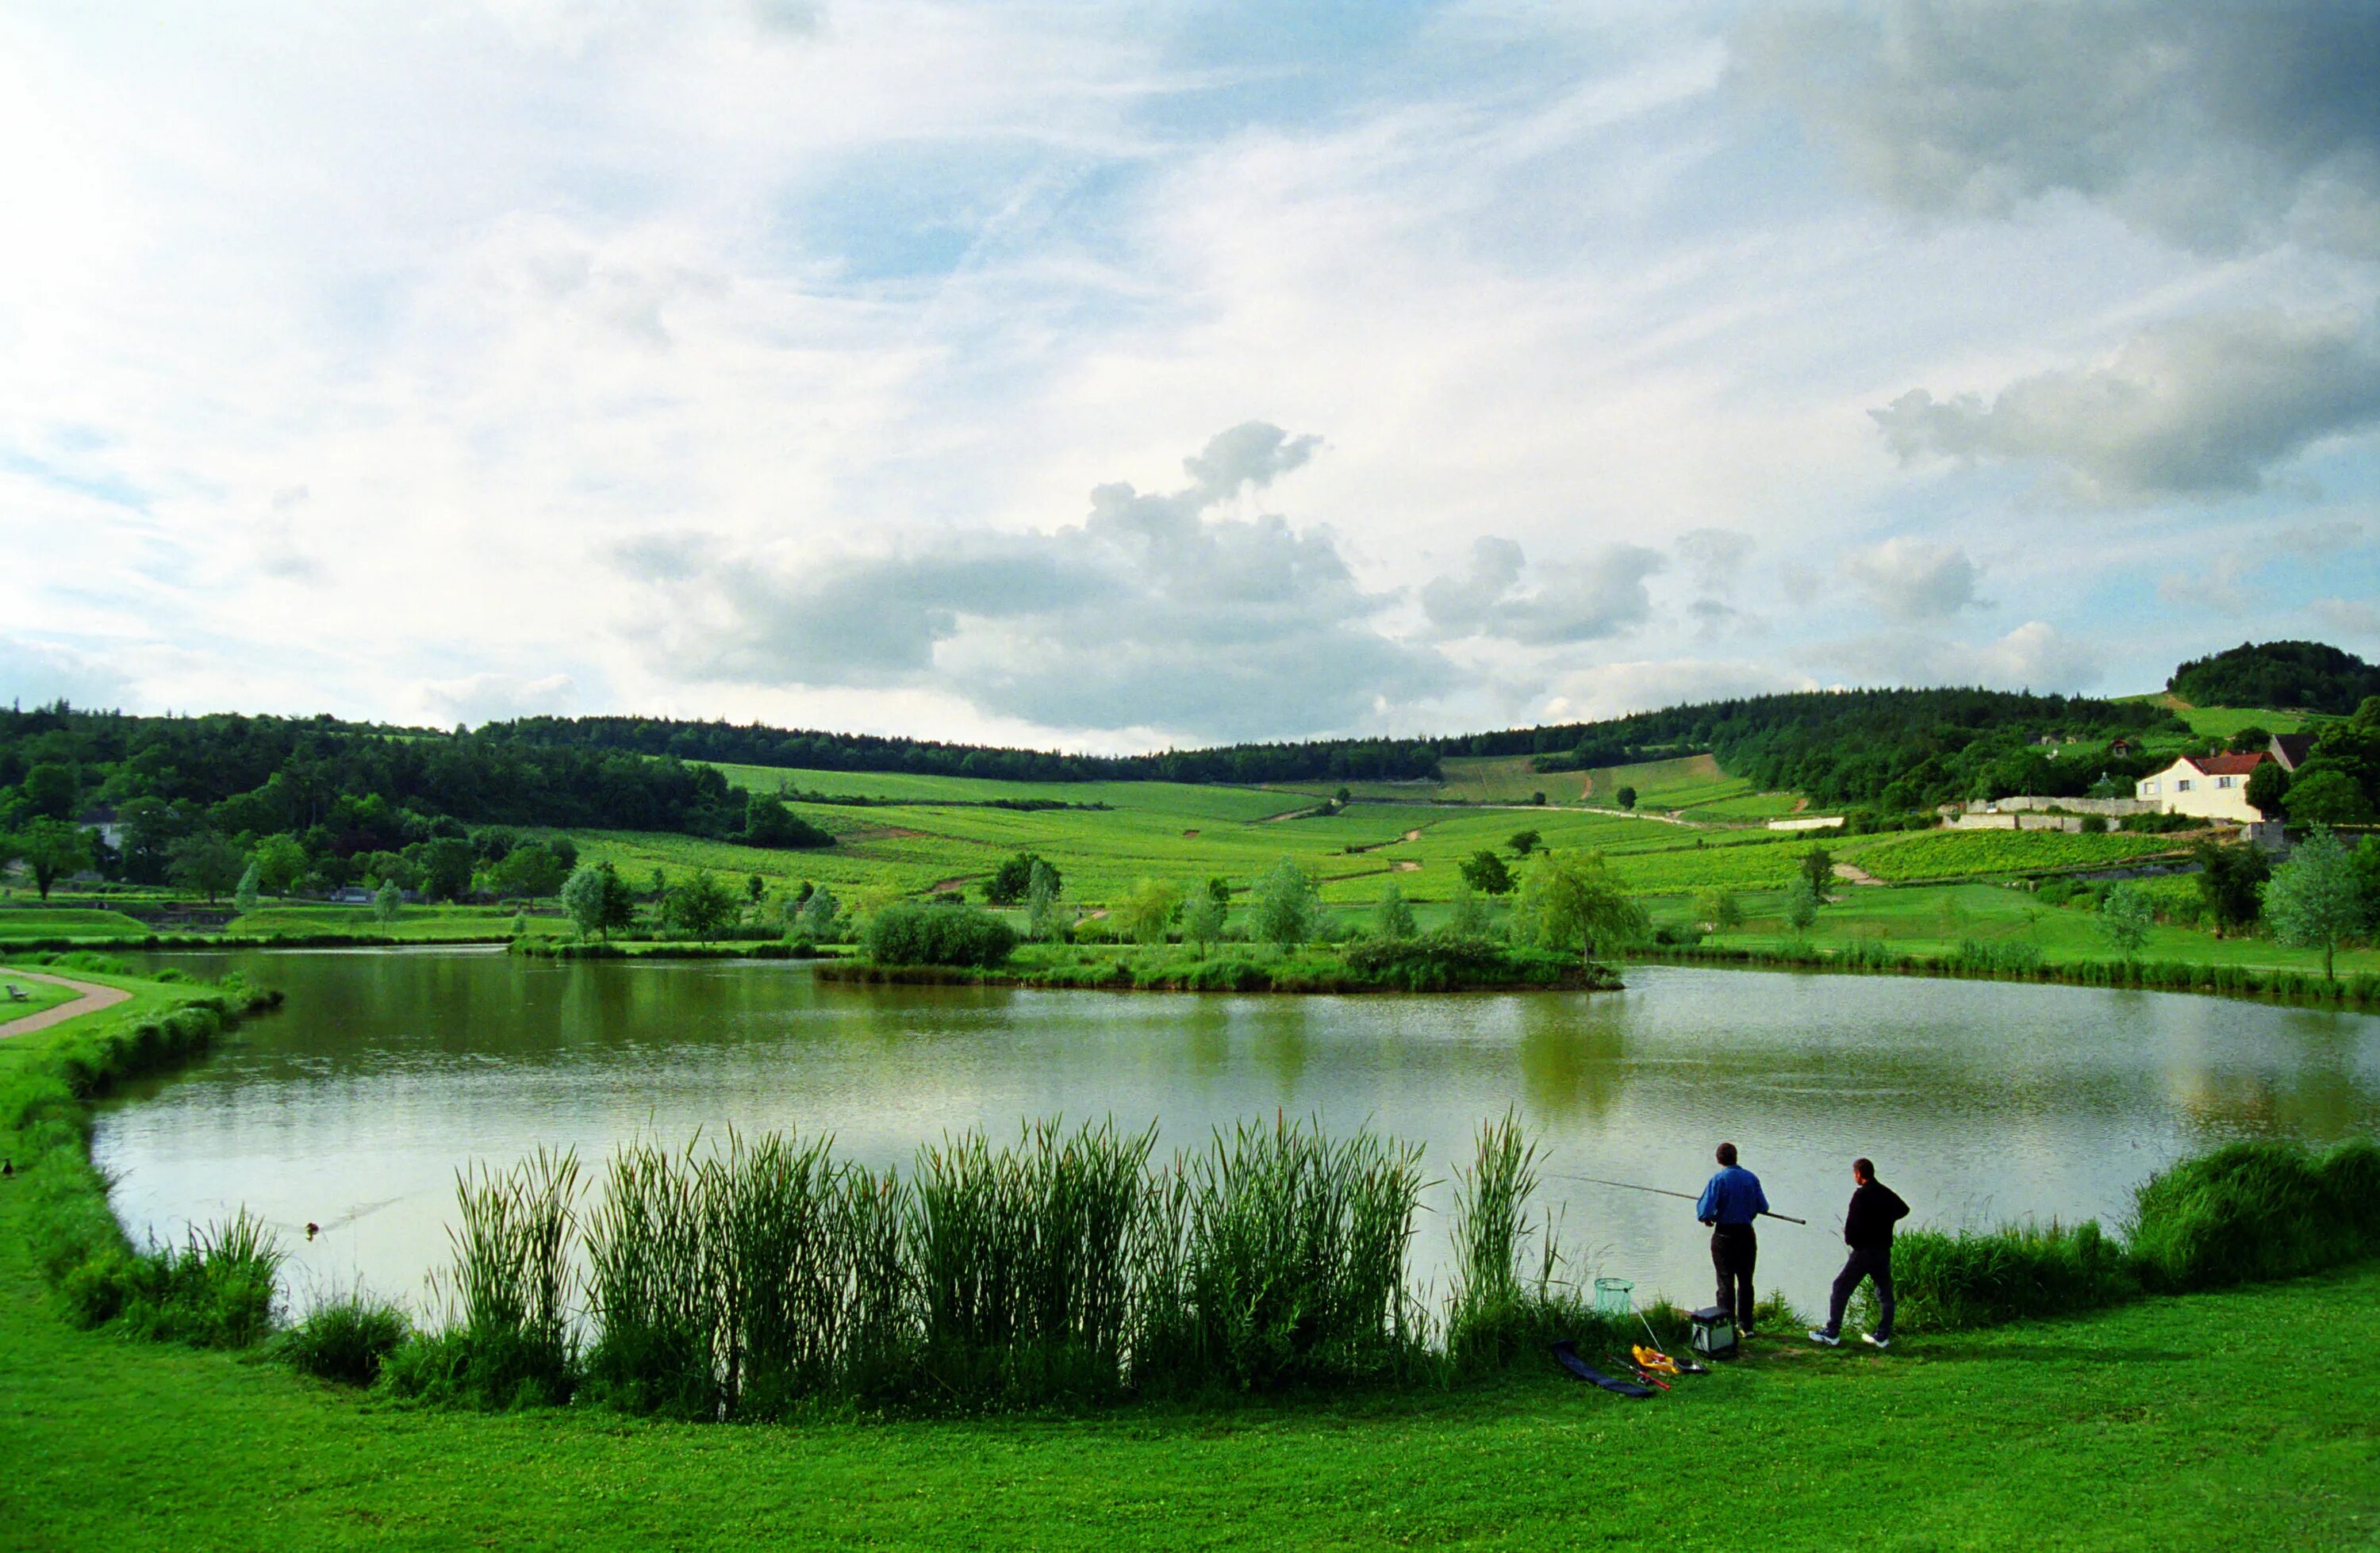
2157, 555, 2256, 617
635, 424, 1454, 742
1737, 1, 2380, 259
1541, 658, 1820, 723
1421, 537, 1666, 646
0, 4, 2370, 743
1840, 538, 1980, 620
1821, 621, 2100, 694
1871, 309, 2380, 504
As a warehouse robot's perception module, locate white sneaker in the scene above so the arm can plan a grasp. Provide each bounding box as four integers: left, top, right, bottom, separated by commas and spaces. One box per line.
1864, 1333, 1890, 1350
1807, 1329, 1840, 1346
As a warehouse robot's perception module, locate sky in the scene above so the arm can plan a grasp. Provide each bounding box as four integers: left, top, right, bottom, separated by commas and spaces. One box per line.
3, 1, 2377, 751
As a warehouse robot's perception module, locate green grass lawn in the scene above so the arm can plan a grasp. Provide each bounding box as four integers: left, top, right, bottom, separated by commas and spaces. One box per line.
2167, 702, 2329, 740
0, 907, 155, 941
0, 970, 77, 1021
223, 905, 576, 941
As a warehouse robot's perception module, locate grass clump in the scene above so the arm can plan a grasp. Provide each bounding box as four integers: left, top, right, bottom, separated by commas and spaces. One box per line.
280, 1290, 412, 1385
1443, 1113, 1590, 1374
1146, 1116, 1428, 1393
1889, 1220, 2139, 1329
2129, 1139, 2380, 1293
61, 1209, 283, 1349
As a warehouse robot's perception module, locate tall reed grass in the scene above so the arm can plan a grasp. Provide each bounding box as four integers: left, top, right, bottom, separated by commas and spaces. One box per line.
1443, 1113, 1587, 1372
386, 1148, 582, 1408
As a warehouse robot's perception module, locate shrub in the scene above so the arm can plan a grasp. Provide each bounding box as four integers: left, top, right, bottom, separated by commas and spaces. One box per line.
862, 901, 1019, 968
280, 1292, 411, 1385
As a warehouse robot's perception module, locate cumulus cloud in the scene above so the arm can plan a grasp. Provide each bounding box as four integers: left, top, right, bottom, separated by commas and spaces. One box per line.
2157, 554, 2255, 616
1840, 537, 1979, 620
1821, 621, 2098, 693
1871, 309, 2380, 502
0, 638, 133, 709
1420, 536, 1664, 645
1738, 2, 2380, 257
637, 424, 1453, 742
417, 672, 584, 728
1541, 658, 1821, 723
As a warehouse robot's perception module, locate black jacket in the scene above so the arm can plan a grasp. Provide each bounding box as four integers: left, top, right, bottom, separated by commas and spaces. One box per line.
1843, 1180, 1910, 1251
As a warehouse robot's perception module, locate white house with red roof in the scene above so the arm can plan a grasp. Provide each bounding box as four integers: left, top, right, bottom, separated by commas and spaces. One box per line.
2133, 751, 2271, 823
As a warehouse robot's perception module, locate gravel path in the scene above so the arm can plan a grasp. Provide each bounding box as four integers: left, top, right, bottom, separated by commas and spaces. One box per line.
0, 971, 131, 1038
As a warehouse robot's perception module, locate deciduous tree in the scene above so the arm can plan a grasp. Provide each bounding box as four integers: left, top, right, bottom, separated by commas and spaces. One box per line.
665, 869, 738, 944
1518, 850, 1647, 965
5, 818, 92, 901
167, 833, 244, 903
561, 861, 636, 941
1460, 849, 1514, 896
1024, 861, 1065, 942
1180, 890, 1226, 957
1250, 857, 1321, 951
2098, 882, 2155, 962
2265, 827, 2364, 982
1119, 879, 1183, 947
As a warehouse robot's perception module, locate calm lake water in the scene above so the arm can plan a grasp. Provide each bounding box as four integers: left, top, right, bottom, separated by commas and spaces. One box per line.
98, 949, 2380, 1317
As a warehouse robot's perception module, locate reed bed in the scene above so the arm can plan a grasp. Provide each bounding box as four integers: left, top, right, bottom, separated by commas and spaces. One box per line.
419, 1116, 1438, 1413
60, 1207, 285, 1349
387, 1148, 582, 1408
398, 1121, 2380, 1414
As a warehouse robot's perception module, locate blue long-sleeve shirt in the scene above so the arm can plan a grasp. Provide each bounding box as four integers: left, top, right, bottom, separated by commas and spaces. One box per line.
1695, 1165, 1768, 1226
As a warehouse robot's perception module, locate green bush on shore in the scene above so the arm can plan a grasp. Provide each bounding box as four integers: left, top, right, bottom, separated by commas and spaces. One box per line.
1889, 1139, 2380, 1331
278, 1292, 413, 1386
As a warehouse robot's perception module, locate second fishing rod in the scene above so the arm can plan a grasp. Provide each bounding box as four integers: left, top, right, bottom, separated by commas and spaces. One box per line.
1553, 1172, 1809, 1225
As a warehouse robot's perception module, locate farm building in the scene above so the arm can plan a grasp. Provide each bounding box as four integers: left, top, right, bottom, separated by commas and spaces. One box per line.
2134, 752, 2270, 823
2269, 733, 2317, 772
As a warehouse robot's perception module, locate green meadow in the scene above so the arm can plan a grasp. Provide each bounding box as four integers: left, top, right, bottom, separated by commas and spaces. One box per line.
567, 762, 2186, 913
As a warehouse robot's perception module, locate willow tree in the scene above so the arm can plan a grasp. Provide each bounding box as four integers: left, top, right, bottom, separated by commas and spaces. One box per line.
1518, 850, 1647, 967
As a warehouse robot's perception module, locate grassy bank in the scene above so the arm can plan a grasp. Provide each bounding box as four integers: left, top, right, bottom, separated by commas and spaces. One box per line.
4, 1198, 2376, 1547
1633, 929, 2380, 1010
6, 975, 2380, 1546
820, 940, 1617, 994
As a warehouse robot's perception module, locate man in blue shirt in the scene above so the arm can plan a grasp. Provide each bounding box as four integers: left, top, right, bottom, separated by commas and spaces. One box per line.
1695, 1141, 1768, 1334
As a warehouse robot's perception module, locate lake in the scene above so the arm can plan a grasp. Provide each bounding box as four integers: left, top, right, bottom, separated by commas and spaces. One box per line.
97, 949, 2380, 1320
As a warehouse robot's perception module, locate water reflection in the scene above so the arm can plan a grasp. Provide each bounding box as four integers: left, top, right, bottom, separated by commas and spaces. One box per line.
98, 950, 2380, 1314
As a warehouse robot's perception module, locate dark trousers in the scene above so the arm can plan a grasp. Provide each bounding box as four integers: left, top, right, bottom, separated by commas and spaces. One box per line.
1710, 1223, 1757, 1325
1822, 1247, 1894, 1340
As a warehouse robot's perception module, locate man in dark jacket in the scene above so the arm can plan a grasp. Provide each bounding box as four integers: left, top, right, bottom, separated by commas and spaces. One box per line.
1810, 1157, 1909, 1349
1695, 1141, 1768, 1334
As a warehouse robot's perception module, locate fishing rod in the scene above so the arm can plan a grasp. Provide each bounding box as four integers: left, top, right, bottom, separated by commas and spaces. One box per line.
1554, 1173, 1808, 1226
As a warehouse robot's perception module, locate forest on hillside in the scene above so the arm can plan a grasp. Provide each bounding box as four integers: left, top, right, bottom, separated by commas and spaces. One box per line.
2168, 641, 2380, 715
0, 707, 829, 896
